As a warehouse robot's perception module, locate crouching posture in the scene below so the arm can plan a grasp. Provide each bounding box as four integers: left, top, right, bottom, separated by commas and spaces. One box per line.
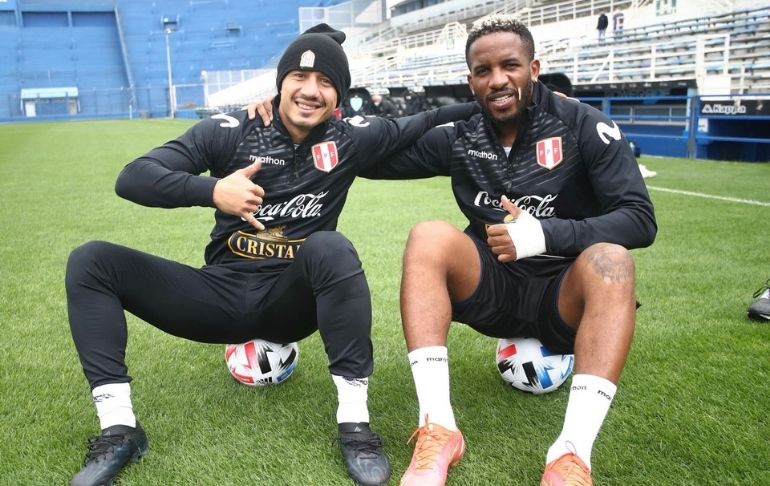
65, 23, 476, 486
361, 15, 657, 486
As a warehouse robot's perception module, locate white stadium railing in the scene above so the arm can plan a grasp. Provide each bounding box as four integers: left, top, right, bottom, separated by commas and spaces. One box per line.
203, 0, 770, 108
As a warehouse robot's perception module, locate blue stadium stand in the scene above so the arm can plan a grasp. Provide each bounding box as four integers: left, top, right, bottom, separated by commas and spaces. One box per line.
0, 0, 346, 120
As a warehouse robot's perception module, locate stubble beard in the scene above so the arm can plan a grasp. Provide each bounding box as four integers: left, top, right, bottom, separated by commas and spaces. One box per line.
484, 81, 533, 130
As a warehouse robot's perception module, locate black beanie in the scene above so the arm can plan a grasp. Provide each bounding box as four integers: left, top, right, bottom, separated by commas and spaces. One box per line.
276, 23, 350, 106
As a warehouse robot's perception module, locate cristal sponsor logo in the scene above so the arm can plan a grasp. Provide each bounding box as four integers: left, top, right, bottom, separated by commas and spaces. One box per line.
249, 154, 286, 166
251, 191, 328, 222
228, 225, 305, 260
473, 191, 556, 218
701, 103, 747, 115
468, 148, 498, 160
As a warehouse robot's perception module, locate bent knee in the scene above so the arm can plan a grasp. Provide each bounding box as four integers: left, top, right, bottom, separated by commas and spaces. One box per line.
406, 221, 463, 252
67, 240, 114, 273
579, 243, 635, 285
301, 231, 354, 257
299, 231, 360, 272
65, 240, 115, 288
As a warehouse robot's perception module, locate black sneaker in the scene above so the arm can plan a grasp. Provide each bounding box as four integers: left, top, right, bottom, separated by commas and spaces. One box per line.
71, 423, 149, 486
337, 422, 391, 486
748, 279, 770, 322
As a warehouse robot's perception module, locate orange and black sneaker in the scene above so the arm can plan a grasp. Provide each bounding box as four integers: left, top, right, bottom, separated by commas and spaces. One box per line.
540, 453, 593, 486
399, 418, 464, 486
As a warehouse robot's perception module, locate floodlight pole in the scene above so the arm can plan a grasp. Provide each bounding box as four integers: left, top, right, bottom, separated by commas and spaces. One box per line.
164, 28, 175, 118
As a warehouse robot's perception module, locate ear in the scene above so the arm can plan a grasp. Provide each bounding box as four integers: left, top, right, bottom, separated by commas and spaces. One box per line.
467, 74, 475, 95
530, 59, 541, 82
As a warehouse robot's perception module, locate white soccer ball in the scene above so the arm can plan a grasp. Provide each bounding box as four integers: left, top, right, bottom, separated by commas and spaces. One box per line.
496, 337, 574, 395
225, 339, 299, 386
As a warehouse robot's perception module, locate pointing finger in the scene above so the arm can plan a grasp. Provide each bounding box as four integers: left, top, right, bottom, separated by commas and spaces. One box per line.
242, 212, 265, 231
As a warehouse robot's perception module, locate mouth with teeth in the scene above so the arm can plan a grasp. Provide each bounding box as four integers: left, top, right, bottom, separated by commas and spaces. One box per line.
294, 97, 324, 114
487, 89, 520, 110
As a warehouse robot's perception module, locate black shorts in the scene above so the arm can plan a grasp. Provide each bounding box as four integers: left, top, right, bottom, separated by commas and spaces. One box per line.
451, 234, 577, 354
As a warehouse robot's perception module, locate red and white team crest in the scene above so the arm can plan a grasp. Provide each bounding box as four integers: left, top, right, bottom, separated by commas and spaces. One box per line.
536, 137, 563, 170
311, 141, 339, 173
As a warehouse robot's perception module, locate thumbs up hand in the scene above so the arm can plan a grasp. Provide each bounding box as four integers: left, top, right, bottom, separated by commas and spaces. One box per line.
486, 195, 521, 263
213, 161, 266, 230
486, 195, 547, 262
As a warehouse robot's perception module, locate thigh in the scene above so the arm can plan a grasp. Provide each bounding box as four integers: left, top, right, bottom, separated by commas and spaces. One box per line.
99, 244, 260, 343
253, 260, 319, 344
451, 236, 576, 352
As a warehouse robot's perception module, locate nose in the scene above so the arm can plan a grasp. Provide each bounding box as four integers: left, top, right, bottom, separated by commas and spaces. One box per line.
299, 77, 321, 98
488, 68, 509, 90
300, 73, 321, 98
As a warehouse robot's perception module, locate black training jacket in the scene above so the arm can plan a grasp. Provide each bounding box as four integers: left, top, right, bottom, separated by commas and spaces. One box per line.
361, 81, 657, 257
115, 102, 477, 271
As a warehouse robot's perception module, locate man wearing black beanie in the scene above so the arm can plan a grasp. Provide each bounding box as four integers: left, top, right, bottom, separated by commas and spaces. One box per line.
65, 22, 479, 486
275, 23, 351, 107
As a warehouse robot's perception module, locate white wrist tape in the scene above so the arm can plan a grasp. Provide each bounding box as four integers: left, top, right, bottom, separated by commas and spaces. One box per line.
505, 210, 546, 259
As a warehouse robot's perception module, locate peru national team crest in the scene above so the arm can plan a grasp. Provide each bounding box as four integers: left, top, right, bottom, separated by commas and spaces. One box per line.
536, 137, 563, 170
311, 141, 339, 173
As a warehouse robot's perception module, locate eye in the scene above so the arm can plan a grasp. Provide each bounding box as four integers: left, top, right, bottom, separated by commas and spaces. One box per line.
320, 77, 333, 87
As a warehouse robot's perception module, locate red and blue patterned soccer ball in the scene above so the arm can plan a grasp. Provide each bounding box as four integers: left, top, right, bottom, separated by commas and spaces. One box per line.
225, 339, 299, 386
496, 337, 574, 394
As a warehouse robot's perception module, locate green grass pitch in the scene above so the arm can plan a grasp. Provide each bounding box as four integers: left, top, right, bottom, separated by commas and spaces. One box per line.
0, 119, 768, 485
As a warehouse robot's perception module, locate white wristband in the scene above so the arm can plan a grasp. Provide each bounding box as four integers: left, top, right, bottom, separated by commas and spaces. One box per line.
505, 210, 546, 259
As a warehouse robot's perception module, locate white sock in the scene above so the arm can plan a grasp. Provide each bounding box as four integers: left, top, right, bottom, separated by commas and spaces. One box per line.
408, 346, 457, 430
92, 383, 136, 430
546, 374, 617, 468
332, 375, 370, 424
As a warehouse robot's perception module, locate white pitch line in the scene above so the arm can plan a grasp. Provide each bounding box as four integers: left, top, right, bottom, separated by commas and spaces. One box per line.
646, 186, 770, 207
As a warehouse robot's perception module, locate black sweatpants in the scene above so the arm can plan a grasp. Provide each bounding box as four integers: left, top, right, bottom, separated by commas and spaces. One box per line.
65, 231, 373, 389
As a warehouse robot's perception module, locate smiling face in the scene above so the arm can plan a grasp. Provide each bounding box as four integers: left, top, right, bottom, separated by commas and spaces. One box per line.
278, 70, 338, 143
466, 31, 540, 145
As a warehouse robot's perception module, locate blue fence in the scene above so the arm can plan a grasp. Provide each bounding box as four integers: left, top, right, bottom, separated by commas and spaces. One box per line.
2, 86, 768, 162
581, 93, 770, 162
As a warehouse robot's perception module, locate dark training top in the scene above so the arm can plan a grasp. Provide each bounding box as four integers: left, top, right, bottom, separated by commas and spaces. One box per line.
361, 81, 657, 257
116, 102, 477, 271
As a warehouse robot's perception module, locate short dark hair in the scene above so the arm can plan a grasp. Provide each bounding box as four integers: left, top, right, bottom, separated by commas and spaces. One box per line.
465, 15, 535, 67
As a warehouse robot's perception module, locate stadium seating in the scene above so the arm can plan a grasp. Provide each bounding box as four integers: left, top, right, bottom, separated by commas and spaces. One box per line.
0, 0, 348, 120
346, 0, 770, 96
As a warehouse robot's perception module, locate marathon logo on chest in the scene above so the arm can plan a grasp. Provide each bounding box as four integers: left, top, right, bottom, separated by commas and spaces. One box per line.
311, 141, 339, 172
536, 137, 563, 170
227, 226, 305, 260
